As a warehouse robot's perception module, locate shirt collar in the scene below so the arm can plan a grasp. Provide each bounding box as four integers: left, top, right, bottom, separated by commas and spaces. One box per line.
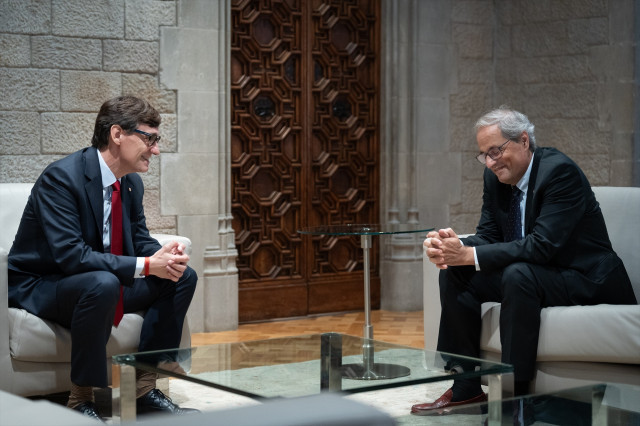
515, 152, 535, 193
96, 149, 118, 188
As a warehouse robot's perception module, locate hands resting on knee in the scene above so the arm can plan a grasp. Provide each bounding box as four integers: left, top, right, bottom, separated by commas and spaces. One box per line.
424, 228, 474, 270
148, 242, 189, 282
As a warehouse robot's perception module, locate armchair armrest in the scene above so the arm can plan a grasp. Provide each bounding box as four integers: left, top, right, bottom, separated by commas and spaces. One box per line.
150, 234, 192, 255
423, 234, 473, 352
423, 248, 441, 352
150, 234, 193, 351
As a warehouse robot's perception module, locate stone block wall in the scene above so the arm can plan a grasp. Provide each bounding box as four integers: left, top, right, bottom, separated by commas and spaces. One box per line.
0, 0, 179, 234
0, 0, 236, 332
446, 0, 637, 234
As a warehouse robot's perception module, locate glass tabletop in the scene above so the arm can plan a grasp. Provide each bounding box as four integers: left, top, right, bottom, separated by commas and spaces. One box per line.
113, 333, 512, 400
298, 224, 434, 236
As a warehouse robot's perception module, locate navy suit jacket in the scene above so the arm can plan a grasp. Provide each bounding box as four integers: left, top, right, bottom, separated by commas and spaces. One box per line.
8, 147, 161, 316
463, 147, 624, 283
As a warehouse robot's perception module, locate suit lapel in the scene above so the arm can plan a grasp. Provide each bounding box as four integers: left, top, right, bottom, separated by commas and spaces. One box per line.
524, 148, 543, 235
83, 147, 105, 250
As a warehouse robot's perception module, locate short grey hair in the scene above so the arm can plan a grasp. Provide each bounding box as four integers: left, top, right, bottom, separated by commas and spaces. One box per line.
474, 106, 536, 151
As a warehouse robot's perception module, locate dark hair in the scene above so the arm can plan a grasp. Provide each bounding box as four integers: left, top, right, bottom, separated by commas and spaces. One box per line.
91, 96, 161, 150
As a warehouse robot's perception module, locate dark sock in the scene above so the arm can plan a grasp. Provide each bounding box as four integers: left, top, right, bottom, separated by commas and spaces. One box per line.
451, 378, 483, 401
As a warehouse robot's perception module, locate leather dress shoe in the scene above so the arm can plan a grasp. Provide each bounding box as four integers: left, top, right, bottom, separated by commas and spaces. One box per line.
72, 401, 105, 423
411, 388, 487, 415
137, 389, 200, 415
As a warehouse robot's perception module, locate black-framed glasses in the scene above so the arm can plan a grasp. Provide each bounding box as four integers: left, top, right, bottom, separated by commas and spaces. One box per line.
133, 129, 161, 147
476, 139, 512, 165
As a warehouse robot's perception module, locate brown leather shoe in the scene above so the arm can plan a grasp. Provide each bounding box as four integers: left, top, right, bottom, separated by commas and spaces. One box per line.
411, 388, 487, 415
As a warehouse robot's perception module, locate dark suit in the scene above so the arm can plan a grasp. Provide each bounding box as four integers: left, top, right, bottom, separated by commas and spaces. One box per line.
437, 147, 635, 382
8, 147, 197, 387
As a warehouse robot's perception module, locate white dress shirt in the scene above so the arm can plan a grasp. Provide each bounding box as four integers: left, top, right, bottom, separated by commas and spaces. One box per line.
472, 153, 535, 270
97, 149, 145, 277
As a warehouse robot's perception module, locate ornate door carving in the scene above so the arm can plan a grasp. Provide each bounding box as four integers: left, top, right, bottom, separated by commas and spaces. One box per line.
231, 0, 380, 322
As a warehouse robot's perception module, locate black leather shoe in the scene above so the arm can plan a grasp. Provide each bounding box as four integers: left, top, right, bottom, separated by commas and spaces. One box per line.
72, 401, 105, 423
137, 389, 200, 415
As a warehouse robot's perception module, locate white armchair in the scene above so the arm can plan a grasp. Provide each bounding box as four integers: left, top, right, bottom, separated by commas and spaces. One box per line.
423, 186, 640, 394
0, 183, 191, 396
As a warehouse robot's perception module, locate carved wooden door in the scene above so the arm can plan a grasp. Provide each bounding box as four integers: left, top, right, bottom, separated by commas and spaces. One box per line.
231, 0, 380, 322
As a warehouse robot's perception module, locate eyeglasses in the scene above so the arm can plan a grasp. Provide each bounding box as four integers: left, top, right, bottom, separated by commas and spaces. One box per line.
476, 139, 512, 165
133, 129, 161, 147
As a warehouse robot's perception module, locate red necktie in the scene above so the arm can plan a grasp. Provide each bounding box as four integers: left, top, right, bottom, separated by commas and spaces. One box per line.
111, 181, 124, 326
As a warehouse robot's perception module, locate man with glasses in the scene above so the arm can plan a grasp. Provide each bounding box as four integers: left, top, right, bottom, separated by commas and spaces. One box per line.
8, 96, 198, 421
411, 107, 635, 420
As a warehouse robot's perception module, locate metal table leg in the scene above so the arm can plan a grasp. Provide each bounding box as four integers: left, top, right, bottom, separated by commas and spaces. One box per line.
341, 234, 410, 380
320, 332, 343, 392
112, 361, 137, 423
486, 370, 513, 426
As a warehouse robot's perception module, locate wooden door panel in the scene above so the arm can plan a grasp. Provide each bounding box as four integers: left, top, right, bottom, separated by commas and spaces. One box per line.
239, 282, 308, 320
308, 276, 380, 314
232, 0, 380, 322
307, 1, 380, 311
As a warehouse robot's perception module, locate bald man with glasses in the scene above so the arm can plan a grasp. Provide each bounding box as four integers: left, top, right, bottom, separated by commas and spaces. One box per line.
411, 107, 635, 422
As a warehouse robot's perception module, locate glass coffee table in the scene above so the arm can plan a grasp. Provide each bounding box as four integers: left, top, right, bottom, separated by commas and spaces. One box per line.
112, 333, 513, 423
298, 224, 433, 380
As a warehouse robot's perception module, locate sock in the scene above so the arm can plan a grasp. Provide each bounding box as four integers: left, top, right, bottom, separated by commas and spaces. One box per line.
451, 378, 483, 401
136, 369, 157, 399
67, 383, 95, 409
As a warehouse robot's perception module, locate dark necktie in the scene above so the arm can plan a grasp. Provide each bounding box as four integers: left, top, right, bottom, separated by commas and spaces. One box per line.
505, 186, 523, 242
111, 181, 124, 326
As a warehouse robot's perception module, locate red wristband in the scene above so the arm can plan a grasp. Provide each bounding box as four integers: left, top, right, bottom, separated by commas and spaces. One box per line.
144, 257, 150, 276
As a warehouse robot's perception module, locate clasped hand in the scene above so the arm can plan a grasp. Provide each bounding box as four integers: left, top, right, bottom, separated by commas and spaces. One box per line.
149, 241, 189, 282
423, 228, 472, 270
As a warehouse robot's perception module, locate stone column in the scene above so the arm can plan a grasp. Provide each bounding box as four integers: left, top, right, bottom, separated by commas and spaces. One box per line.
379, 0, 460, 310
160, 0, 238, 332
636, 0, 640, 186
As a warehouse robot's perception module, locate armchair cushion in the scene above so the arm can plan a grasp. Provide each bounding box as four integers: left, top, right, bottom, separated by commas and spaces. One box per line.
9, 310, 144, 363
480, 303, 640, 363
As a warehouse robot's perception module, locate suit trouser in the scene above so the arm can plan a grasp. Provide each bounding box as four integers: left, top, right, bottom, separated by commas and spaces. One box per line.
436, 261, 634, 382
18, 267, 198, 388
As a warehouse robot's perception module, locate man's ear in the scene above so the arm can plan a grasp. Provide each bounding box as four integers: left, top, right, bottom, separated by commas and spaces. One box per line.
520, 131, 529, 149
110, 125, 124, 146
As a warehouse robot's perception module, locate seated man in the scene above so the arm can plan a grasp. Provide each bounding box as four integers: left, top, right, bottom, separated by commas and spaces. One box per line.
412, 107, 636, 417
8, 96, 199, 421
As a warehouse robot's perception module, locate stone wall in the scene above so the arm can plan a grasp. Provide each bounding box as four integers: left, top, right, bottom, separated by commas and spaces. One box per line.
445, 0, 637, 234
0, 0, 179, 234
0, 0, 237, 332
381, 0, 636, 309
